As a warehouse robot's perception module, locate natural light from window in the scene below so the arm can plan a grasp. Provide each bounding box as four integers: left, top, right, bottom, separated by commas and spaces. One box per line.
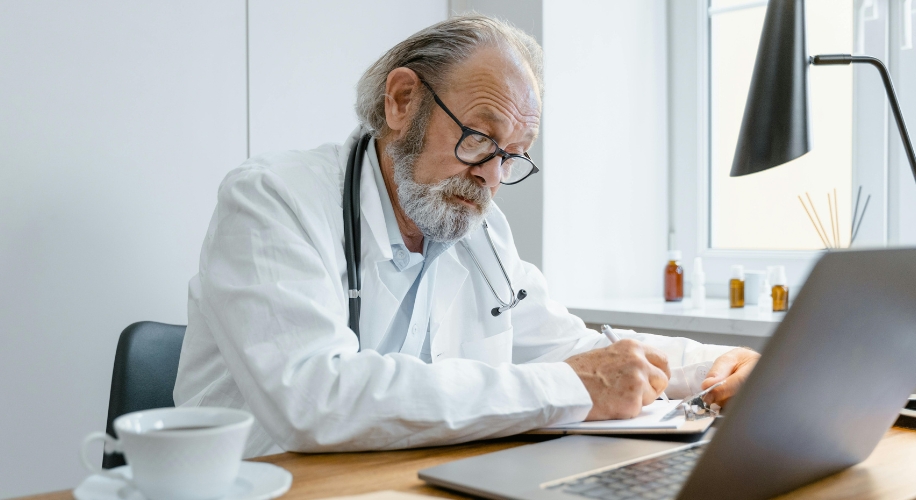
709, 0, 853, 250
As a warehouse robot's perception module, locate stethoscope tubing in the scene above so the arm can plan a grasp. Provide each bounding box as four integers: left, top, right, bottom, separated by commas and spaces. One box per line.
459, 220, 525, 316
343, 134, 371, 339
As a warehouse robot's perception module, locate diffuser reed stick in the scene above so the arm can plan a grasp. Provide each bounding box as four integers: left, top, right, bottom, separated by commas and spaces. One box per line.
851, 194, 871, 246
798, 195, 831, 248
800, 186, 870, 249
805, 192, 832, 248
833, 188, 840, 248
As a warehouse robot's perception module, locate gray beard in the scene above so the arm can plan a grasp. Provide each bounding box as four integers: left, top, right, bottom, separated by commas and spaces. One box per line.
386, 118, 492, 244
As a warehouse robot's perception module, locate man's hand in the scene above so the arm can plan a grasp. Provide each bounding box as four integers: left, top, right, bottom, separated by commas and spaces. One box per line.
565, 339, 671, 421
700, 348, 760, 407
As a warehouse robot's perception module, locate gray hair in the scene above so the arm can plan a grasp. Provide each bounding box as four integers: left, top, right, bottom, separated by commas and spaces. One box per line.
355, 14, 543, 138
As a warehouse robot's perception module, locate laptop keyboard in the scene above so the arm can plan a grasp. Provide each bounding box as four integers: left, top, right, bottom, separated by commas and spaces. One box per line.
551, 444, 706, 500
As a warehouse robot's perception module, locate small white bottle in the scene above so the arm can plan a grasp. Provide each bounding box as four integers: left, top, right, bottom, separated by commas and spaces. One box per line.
691, 257, 706, 309
757, 278, 772, 314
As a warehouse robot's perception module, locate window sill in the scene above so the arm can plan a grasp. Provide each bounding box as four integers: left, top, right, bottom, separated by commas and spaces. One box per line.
569, 298, 784, 338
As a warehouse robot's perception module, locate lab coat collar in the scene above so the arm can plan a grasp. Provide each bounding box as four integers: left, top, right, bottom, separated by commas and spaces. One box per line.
428, 247, 468, 352
366, 137, 405, 250
341, 127, 469, 355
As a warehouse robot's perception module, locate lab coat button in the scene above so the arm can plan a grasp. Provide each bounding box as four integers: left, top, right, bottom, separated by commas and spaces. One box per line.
411, 324, 418, 335
397, 249, 407, 260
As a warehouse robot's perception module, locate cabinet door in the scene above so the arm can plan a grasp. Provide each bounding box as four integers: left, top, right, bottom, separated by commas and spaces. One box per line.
0, 1, 247, 497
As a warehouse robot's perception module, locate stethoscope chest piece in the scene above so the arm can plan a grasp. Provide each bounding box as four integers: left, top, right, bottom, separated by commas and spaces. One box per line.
460, 220, 526, 317
491, 289, 527, 317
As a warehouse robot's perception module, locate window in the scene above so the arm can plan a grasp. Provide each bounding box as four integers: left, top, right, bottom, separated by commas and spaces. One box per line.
708, 0, 854, 250
667, 0, 898, 292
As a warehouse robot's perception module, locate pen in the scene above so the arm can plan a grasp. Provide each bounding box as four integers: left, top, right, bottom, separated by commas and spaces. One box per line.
602, 324, 669, 402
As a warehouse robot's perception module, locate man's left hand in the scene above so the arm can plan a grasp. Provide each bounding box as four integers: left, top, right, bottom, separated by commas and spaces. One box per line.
700, 348, 760, 407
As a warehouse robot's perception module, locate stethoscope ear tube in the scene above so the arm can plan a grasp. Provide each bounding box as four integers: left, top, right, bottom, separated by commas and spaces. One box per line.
343, 134, 371, 345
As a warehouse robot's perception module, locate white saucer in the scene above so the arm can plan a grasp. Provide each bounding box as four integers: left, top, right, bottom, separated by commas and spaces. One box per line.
74, 461, 292, 500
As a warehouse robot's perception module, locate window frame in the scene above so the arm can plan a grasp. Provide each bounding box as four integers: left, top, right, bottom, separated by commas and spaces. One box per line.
670, 0, 891, 296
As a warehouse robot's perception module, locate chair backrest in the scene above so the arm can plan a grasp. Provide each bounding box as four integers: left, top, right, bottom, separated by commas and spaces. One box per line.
102, 321, 186, 469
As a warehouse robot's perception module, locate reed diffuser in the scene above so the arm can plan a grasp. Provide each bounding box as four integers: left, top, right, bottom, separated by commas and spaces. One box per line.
798, 186, 870, 249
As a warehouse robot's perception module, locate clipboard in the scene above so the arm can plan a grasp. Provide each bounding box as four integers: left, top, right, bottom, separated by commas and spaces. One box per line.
527, 400, 716, 436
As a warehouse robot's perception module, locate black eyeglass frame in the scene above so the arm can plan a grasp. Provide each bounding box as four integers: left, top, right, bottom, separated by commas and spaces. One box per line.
420, 80, 539, 186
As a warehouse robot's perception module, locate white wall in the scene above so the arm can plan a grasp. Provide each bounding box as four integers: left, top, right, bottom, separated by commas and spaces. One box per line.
0, 2, 445, 497
248, 0, 447, 154
450, 0, 546, 269
0, 2, 247, 496
542, 0, 669, 305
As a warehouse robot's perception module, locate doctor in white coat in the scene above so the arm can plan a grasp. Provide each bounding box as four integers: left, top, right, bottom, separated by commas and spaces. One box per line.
174, 15, 760, 458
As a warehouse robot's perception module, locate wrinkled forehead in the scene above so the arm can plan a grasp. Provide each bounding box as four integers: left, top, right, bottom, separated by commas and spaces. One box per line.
439, 46, 541, 129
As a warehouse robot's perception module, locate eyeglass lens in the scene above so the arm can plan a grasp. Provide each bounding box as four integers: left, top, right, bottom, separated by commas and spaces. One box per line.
456, 132, 536, 185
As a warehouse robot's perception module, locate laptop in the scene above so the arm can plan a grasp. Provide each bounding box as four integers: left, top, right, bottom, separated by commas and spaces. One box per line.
419, 248, 916, 500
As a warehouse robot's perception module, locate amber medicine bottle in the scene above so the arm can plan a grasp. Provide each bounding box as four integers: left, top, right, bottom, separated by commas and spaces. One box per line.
771, 265, 789, 312
729, 265, 745, 308
664, 250, 684, 302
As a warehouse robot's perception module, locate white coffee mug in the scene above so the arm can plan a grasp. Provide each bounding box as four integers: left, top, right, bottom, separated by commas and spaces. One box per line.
80, 407, 253, 500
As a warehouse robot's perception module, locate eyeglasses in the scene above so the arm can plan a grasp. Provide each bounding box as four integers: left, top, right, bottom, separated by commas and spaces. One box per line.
420, 80, 539, 185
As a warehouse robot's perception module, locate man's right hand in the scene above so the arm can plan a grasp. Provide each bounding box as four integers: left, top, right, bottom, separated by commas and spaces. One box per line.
564, 339, 671, 420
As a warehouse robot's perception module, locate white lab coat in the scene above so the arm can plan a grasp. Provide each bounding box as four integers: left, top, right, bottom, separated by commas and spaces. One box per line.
174, 128, 732, 457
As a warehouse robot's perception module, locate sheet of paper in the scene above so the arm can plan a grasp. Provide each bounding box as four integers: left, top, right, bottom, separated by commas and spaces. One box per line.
543, 400, 684, 430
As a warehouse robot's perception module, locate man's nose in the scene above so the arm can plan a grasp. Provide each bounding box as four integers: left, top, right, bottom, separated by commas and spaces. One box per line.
470, 156, 503, 188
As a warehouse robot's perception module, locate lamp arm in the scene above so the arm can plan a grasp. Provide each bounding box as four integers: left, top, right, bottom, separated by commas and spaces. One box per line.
812, 54, 916, 185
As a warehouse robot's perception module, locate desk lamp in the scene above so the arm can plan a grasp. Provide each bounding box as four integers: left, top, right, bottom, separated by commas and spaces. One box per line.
731, 0, 916, 185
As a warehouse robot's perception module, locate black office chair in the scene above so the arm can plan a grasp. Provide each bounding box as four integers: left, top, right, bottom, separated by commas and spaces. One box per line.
102, 321, 186, 469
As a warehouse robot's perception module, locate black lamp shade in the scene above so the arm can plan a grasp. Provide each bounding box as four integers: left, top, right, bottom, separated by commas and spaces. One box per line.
730, 0, 811, 177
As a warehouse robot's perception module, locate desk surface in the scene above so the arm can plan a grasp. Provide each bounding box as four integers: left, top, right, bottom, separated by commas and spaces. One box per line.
19, 428, 916, 500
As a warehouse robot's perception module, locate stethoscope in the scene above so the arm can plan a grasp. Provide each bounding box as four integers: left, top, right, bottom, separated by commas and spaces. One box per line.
343, 134, 527, 340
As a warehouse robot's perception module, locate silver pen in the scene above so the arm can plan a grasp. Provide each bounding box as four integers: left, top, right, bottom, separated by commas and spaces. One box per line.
601, 325, 669, 402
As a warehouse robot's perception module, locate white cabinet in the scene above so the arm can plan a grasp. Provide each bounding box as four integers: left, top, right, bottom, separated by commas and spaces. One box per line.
0, 2, 247, 496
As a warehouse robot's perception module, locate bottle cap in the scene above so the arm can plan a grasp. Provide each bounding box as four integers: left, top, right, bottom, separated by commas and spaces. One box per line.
731, 265, 744, 280
770, 265, 787, 286
759, 278, 771, 295
668, 250, 682, 262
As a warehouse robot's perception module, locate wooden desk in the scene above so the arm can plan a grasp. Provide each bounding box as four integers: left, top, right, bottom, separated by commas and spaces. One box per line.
19, 428, 916, 500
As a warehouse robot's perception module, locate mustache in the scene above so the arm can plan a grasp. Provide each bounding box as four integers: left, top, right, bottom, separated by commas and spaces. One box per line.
429, 174, 492, 209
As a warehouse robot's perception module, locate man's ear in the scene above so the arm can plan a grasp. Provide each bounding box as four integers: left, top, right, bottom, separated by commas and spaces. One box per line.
384, 68, 422, 139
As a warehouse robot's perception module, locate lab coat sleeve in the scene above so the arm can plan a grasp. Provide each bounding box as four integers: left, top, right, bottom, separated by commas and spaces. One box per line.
613, 329, 733, 398
508, 260, 733, 399
195, 166, 592, 452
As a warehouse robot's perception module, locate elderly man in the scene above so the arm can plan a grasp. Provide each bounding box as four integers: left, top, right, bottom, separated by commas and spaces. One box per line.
174, 15, 759, 457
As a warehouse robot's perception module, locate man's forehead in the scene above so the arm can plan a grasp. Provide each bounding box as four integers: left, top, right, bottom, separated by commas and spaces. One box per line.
444, 47, 541, 120
470, 106, 514, 127
463, 93, 540, 142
